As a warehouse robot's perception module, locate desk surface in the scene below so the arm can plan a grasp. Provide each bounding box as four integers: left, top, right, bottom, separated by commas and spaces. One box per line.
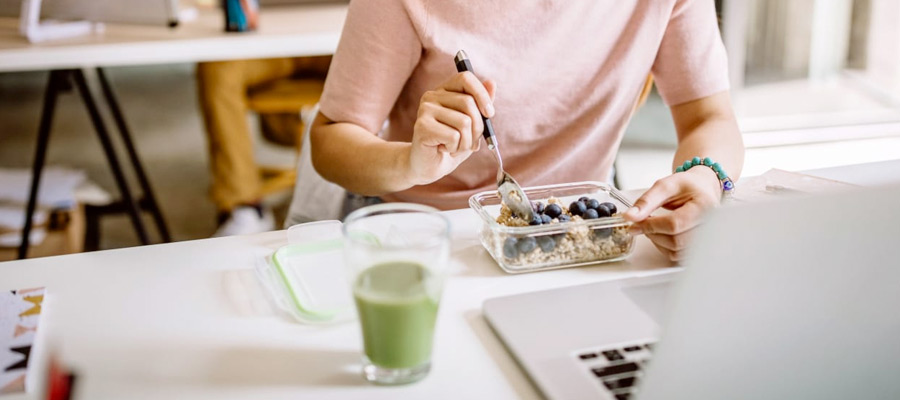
0, 4, 347, 73
1, 160, 898, 400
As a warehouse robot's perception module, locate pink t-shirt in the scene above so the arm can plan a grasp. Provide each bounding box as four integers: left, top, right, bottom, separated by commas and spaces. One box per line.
319, 0, 729, 210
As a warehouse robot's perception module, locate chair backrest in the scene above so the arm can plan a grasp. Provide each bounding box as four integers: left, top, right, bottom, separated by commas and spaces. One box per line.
635, 74, 654, 111
284, 105, 347, 227
247, 78, 325, 114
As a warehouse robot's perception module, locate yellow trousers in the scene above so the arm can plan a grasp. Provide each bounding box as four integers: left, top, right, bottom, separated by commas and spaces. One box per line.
196, 56, 330, 212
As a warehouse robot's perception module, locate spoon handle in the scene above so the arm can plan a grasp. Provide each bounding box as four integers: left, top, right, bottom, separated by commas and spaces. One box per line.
454, 50, 498, 150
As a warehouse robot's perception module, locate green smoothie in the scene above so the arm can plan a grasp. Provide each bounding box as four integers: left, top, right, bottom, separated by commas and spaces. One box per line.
353, 262, 440, 369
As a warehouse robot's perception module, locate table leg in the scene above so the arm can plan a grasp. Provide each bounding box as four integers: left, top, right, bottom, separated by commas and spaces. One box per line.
70, 69, 151, 246
95, 67, 172, 243
17, 70, 67, 259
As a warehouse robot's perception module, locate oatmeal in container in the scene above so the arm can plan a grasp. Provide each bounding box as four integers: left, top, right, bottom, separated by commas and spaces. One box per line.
469, 181, 636, 273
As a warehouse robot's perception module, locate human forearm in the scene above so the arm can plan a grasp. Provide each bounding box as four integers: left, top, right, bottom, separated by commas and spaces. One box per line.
311, 72, 497, 197
310, 114, 415, 196
624, 91, 746, 262
673, 124, 743, 175
671, 91, 744, 186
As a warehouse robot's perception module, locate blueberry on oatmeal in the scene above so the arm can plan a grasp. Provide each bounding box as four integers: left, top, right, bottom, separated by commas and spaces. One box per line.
596, 203, 612, 218
516, 237, 537, 253
503, 237, 519, 258
544, 203, 563, 219
583, 208, 599, 219
594, 227, 613, 239
537, 235, 556, 252
586, 198, 601, 210
532, 201, 544, 215
601, 202, 617, 214
569, 201, 587, 216
541, 214, 552, 224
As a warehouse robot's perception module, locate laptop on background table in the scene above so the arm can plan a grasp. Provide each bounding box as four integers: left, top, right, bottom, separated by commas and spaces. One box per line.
257, 0, 349, 6
484, 184, 900, 399
0, 0, 181, 26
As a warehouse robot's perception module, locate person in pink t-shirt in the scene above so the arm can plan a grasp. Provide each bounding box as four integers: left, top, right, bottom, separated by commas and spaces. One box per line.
310, 0, 745, 262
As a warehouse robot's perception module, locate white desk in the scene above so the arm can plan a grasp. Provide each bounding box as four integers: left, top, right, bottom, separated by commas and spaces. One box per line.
0, 4, 347, 72
1, 160, 898, 399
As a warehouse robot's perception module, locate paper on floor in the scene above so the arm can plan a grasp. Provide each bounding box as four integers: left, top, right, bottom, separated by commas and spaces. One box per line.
0, 167, 85, 208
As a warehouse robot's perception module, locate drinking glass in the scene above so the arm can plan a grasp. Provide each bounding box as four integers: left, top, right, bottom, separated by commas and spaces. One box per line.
342, 203, 451, 385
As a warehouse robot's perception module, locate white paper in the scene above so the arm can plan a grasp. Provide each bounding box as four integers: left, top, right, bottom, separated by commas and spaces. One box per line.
0, 206, 47, 231
0, 167, 85, 208
732, 169, 857, 204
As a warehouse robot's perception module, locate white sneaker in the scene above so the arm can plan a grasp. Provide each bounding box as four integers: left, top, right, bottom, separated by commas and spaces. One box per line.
213, 206, 275, 237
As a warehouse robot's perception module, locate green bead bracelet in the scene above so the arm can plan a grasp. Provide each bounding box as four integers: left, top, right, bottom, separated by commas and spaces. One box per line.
674, 156, 735, 197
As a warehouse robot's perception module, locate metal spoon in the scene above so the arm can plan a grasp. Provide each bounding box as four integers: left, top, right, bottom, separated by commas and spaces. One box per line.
454, 50, 534, 222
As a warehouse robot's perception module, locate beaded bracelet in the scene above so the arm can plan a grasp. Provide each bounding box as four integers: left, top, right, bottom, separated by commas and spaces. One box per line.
675, 157, 735, 198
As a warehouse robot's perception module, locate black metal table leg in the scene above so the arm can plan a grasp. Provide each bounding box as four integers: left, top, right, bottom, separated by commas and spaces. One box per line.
17, 70, 67, 259
83, 204, 102, 252
70, 69, 150, 246
95, 67, 171, 243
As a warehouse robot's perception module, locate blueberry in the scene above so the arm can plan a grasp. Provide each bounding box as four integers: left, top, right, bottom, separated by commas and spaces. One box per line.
532, 201, 544, 215
557, 214, 571, 223
537, 235, 556, 252
516, 237, 537, 253
596, 204, 612, 218
541, 214, 552, 224
529, 217, 542, 226
594, 228, 613, 239
578, 196, 590, 203
586, 199, 600, 210
544, 203, 563, 219
569, 201, 587, 216
503, 237, 519, 258
601, 202, 617, 214
583, 208, 599, 219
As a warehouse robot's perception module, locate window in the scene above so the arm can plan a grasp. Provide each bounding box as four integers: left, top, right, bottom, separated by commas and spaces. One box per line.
721, 0, 900, 143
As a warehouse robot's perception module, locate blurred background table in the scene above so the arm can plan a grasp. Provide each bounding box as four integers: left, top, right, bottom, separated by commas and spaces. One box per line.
0, 4, 346, 72
0, 3, 348, 258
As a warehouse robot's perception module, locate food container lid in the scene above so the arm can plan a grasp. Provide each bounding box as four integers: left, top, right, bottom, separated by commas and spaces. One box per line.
255, 221, 355, 324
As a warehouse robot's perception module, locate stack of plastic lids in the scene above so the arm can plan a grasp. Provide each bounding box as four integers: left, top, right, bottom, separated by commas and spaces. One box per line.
255, 220, 355, 324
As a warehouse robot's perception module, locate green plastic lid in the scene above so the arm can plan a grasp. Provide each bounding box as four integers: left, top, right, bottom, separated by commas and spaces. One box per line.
256, 221, 355, 324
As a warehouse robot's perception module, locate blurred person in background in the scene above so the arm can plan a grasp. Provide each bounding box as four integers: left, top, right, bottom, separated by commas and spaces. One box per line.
196, 56, 330, 236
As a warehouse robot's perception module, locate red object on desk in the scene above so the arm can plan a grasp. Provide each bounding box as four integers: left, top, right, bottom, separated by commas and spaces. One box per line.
46, 357, 75, 400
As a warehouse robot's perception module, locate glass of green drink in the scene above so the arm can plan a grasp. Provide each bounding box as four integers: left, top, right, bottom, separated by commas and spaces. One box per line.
342, 203, 450, 385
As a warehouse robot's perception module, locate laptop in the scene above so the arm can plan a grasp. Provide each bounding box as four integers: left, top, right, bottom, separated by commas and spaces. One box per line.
257, 0, 349, 6
483, 184, 900, 399
0, 0, 180, 26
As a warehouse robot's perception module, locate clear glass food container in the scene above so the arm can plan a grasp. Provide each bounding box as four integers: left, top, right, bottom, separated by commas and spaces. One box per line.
469, 181, 636, 273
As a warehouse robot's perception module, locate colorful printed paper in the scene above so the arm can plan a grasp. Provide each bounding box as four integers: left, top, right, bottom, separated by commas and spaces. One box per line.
1, 288, 45, 394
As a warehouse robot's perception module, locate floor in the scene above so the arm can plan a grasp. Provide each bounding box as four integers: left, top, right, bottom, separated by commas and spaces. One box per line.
0, 64, 295, 250
1, 64, 899, 252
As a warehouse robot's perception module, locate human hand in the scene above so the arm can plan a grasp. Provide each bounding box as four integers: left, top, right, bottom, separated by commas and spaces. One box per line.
623, 167, 722, 262
408, 72, 496, 186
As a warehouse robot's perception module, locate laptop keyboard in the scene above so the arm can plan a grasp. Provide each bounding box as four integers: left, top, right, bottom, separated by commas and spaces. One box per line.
576, 340, 656, 399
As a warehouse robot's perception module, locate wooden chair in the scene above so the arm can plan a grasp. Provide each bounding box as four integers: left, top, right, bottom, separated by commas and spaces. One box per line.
612, 74, 655, 188
245, 78, 325, 197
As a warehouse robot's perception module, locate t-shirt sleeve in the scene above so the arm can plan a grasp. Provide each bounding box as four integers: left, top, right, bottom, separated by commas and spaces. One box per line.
318, 0, 423, 134
651, 0, 730, 106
